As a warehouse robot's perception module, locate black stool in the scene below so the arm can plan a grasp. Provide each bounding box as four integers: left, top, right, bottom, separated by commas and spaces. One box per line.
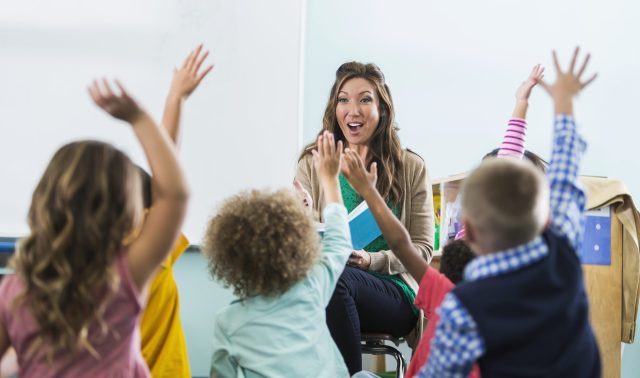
361, 333, 407, 378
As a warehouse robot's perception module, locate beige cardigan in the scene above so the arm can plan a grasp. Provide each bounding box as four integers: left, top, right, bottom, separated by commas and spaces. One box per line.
295, 149, 434, 328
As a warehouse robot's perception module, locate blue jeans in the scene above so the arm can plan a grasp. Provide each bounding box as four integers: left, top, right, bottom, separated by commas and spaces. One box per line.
326, 266, 417, 375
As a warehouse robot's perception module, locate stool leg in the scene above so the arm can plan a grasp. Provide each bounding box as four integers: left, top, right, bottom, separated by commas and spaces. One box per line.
393, 351, 407, 378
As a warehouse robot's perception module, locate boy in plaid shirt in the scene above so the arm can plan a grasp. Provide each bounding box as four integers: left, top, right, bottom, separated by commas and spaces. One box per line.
420, 47, 601, 378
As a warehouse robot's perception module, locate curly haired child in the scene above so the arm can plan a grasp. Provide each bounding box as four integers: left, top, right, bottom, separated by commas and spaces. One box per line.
204, 131, 352, 377
0, 79, 189, 377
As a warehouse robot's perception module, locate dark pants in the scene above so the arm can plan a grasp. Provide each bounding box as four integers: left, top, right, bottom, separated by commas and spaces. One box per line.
326, 266, 418, 375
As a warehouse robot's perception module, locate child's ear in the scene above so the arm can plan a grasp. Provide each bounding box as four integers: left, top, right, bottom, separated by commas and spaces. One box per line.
462, 217, 474, 242
462, 217, 481, 255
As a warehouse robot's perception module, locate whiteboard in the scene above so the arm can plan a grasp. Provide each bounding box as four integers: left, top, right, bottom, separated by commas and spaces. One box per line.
0, 0, 305, 243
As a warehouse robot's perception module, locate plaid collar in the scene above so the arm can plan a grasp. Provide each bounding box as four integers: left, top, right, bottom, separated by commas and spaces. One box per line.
464, 235, 548, 282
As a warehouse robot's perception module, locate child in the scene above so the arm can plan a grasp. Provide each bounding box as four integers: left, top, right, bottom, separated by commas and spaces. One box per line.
420, 47, 600, 377
454, 63, 547, 241
341, 148, 481, 378
0, 79, 189, 377
203, 131, 352, 377
139, 44, 212, 378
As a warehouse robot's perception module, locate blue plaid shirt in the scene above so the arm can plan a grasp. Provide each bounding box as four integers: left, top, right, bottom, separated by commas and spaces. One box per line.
417, 115, 587, 377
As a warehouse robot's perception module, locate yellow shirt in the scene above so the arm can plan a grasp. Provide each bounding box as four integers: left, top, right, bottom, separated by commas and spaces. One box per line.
140, 234, 191, 378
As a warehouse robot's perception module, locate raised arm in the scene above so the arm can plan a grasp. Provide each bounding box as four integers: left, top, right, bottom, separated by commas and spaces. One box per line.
351, 152, 434, 274
89, 79, 189, 291
540, 47, 597, 249
161, 44, 214, 146
498, 64, 544, 159
342, 149, 428, 282
310, 131, 352, 303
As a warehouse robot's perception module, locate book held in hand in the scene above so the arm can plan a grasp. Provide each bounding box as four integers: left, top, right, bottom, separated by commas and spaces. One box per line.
316, 201, 383, 250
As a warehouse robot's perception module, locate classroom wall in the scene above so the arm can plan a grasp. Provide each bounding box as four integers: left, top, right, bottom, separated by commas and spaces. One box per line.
0, 0, 305, 243
303, 0, 640, 200
174, 252, 234, 377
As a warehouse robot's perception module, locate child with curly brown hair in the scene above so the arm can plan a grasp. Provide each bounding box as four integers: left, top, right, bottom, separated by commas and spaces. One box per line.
204, 131, 352, 378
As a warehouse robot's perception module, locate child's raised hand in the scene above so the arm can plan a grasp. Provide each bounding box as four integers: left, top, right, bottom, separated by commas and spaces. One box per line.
515, 64, 545, 101
540, 47, 597, 101
170, 44, 214, 99
341, 148, 377, 197
89, 79, 144, 123
312, 131, 343, 183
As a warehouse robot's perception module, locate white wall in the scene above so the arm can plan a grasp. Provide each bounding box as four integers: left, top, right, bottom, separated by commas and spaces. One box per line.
303, 0, 640, 201
0, 0, 305, 243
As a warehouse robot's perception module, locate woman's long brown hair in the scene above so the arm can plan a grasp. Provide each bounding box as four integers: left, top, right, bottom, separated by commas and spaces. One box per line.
300, 62, 404, 204
10, 140, 141, 361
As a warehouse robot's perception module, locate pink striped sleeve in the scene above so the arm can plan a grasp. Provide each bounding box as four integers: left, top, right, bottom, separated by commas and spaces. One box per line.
497, 118, 527, 159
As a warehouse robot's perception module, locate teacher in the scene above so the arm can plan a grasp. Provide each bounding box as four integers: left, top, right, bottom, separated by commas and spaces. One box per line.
295, 62, 434, 374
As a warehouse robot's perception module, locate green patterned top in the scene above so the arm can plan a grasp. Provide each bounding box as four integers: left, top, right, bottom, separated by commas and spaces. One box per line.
339, 175, 418, 316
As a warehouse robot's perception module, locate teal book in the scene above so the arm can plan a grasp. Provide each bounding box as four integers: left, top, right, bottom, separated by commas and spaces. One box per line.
316, 201, 383, 250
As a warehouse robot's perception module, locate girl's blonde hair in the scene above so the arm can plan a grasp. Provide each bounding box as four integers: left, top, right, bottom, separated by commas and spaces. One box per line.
10, 140, 142, 361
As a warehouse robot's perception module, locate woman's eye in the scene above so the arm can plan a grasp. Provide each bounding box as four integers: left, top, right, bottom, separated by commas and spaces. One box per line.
361, 97, 372, 103
337, 97, 348, 103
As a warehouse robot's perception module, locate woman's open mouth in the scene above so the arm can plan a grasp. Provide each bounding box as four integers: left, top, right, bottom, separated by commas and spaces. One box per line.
347, 122, 363, 134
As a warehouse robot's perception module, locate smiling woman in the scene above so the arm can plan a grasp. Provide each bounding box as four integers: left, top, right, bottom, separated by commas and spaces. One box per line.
295, 62, 435, 374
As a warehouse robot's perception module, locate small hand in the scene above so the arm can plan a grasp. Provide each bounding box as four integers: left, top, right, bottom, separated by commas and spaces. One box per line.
88, 79, 144, 123
540, 46, 598, 100
348, 250, 371, 270
170, 44, 214, 99
341, 148, 377, 196
515, 64, 545, 101
312, 131, 343, 183
293, 180, 313, 210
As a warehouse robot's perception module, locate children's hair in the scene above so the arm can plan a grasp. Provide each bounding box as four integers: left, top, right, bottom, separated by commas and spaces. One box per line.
10, 140, 142, 360
483, 148, 548, 173
202, 189, 320, 298
462, 158, 549, 252
440, 239, 475, 284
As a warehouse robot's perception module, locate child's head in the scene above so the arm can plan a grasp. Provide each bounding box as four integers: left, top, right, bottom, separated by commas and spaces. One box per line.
12, 140, 142, 357
202, 189, 320, 298
483, 148, 548, 173
440, 239, 476, 284
461, 158, 549, 254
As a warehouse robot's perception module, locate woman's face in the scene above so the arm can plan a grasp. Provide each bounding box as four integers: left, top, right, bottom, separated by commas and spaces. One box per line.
335, 78, 380, 147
